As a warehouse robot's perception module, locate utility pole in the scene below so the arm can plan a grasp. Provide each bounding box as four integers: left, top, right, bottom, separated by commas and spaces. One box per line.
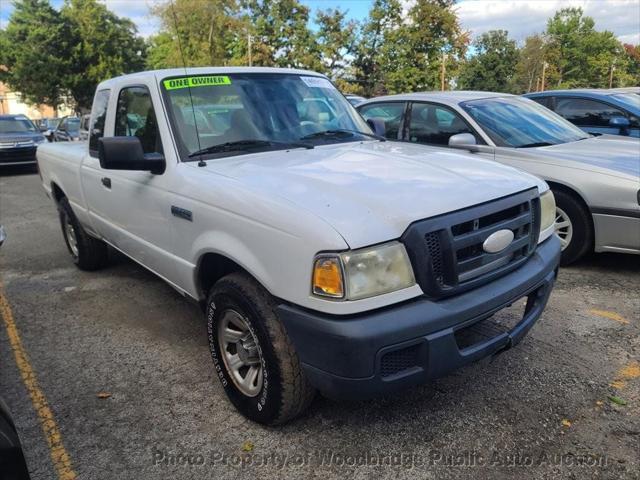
440, 52, 447, 91
248, 34, 252, 67
609, 60, 616, 88
540, 62, 548, 92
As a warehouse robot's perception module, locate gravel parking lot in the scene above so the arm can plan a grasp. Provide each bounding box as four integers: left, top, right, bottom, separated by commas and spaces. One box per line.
0, 168, 638, 480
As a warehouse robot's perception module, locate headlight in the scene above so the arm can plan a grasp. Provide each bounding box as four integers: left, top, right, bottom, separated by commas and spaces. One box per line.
312, 241, 415, 300
35, 137, 46, 144
539, 190, 556, 241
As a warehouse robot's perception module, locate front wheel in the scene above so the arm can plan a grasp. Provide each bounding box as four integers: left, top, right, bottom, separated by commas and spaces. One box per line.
206, 272, 315, 425
552, 189, 592, 265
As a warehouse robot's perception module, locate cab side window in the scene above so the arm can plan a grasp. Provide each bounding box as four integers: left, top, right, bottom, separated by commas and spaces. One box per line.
115, 86, 162, 154
408, 103, 473, 145
555, 98, 625, 127
89, 90, 110, 157
358, 102, 405, 140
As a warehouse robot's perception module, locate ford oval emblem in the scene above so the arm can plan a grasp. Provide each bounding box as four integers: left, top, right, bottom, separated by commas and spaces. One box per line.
483, 229, 514, 253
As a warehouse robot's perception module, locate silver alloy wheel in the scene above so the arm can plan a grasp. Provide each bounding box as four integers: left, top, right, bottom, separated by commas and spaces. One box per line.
555, 206, 573, 251
217, 309, 263, 397
65, 218, 79, 258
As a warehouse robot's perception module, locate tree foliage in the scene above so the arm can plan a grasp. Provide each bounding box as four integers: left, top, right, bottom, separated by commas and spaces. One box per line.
147, 0, 241, 69
61, 0, 147, 110
0, 0, 69, 108
458, 30, 518, 92
352, 0, 467, 96
0, 0, 146, 111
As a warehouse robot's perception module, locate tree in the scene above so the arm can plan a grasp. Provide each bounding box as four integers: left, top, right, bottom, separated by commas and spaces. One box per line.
242, 0, 319, 69
353, 0, 468, 96
61, 0, 147, 110
314, 8, 357, 83
352, 0, 404, 96
546, 7, 622, 88
147, 0, 241, 69
512, 34, 553, 93
458, 30, 518, 92
0, 0, 69, 109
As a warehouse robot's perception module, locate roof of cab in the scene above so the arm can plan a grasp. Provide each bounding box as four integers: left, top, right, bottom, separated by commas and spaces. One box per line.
96, 67, 326, 90
359, 90, 512, 107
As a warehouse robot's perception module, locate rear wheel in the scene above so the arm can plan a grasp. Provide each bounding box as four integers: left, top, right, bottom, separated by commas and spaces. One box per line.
59, 197, 109, 270
206, 272, 315, 425
552, 189, 592, 265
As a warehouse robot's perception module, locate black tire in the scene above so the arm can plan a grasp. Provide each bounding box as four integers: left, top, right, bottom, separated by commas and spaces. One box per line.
206, 272, 315, 425
58, 197, 109, 270
552, 189, 592, 266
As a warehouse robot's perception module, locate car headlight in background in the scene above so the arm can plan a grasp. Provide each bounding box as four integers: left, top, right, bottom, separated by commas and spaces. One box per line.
312, 241, 415, 300
539, 190, 556, 242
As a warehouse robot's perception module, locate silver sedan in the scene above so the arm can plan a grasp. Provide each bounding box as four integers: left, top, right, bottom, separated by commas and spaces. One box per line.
358, 92, 640, 264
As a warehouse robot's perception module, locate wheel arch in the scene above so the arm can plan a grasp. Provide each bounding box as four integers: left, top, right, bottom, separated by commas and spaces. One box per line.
51, 181, 66, 204
546, 180, 595, 247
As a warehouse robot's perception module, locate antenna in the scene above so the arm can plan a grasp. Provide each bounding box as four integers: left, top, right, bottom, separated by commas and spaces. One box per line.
170, 1, 206, 167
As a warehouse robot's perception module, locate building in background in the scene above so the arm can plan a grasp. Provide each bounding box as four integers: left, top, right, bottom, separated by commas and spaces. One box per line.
0, 82, 72, 119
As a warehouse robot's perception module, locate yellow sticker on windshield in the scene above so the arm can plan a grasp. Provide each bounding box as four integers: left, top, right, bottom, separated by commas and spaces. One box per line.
163, 76, 231, 90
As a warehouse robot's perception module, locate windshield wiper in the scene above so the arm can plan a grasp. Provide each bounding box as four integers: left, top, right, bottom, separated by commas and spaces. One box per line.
188, 139, 313, 158
516, 141, 555, 148
300, 129, 386, 142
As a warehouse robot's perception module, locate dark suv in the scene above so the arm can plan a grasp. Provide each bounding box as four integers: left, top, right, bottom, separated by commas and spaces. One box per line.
0, 115, 46, 168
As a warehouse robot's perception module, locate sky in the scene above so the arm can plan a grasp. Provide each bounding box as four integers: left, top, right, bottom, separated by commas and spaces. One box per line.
1, 0, 639, 45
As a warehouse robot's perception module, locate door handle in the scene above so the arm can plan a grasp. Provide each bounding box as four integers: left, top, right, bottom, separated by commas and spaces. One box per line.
101, 177, 111, 189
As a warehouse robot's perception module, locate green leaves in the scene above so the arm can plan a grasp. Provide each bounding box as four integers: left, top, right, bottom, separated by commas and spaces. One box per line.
458, 30, 519, 92
2, 0, 146, 111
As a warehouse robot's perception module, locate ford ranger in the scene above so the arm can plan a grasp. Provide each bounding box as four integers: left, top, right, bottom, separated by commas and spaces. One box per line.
37, 67, 561, 425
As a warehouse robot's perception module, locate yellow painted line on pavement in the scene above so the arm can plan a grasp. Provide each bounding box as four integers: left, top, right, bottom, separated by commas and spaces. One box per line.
610, 361, 640, 390
588, 309, 629, 325
0, 283, 78, 480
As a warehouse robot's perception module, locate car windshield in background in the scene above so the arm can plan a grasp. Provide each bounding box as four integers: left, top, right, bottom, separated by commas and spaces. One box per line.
0, 117, 36, 134
66, 118, 81, 132
611, 93, 640, 110
162, 73, 373, 159
461, 97, 589, 148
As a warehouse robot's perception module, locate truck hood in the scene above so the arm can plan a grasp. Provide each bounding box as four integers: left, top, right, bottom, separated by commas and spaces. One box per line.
528, 136, 640, 178
202, 141, 544, 248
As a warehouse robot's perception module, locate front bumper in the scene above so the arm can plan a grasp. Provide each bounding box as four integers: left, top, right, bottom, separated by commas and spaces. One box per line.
277, 235, 561, 400
0, 146, 37, 166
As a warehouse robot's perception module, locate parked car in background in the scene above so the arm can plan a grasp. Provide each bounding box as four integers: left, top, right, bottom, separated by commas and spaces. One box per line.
0, 114, 46, 168
345, 94, 367, 106
525, 89, 640, 137
53, 116, 81, 142
35, 118, 60, 142
358, 92, 640, 264
79, 114, 91, 141
37, 67, 560, 424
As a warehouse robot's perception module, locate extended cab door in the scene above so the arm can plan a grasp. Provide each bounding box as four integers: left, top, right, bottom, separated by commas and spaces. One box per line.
80, 80, 179, 283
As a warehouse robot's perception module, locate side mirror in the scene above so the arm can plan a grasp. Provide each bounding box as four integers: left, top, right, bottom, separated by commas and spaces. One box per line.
366, 117, 386, 138
448, 133, 477, 147
98, 137, 165, 174
609, 116, 630, 134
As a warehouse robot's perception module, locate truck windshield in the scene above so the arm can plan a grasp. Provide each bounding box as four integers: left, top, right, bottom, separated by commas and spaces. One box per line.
0, 117, 37, 134
461, 97, 589, 148
161, 73, 373, 160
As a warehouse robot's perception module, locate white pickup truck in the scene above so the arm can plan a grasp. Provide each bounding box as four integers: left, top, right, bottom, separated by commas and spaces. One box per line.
37, 67, 561, 424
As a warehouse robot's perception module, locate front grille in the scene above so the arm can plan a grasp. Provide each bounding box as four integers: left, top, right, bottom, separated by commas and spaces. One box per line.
380, 344, 421, 377
402, 189, 540, 299
0, 146, 37, 164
